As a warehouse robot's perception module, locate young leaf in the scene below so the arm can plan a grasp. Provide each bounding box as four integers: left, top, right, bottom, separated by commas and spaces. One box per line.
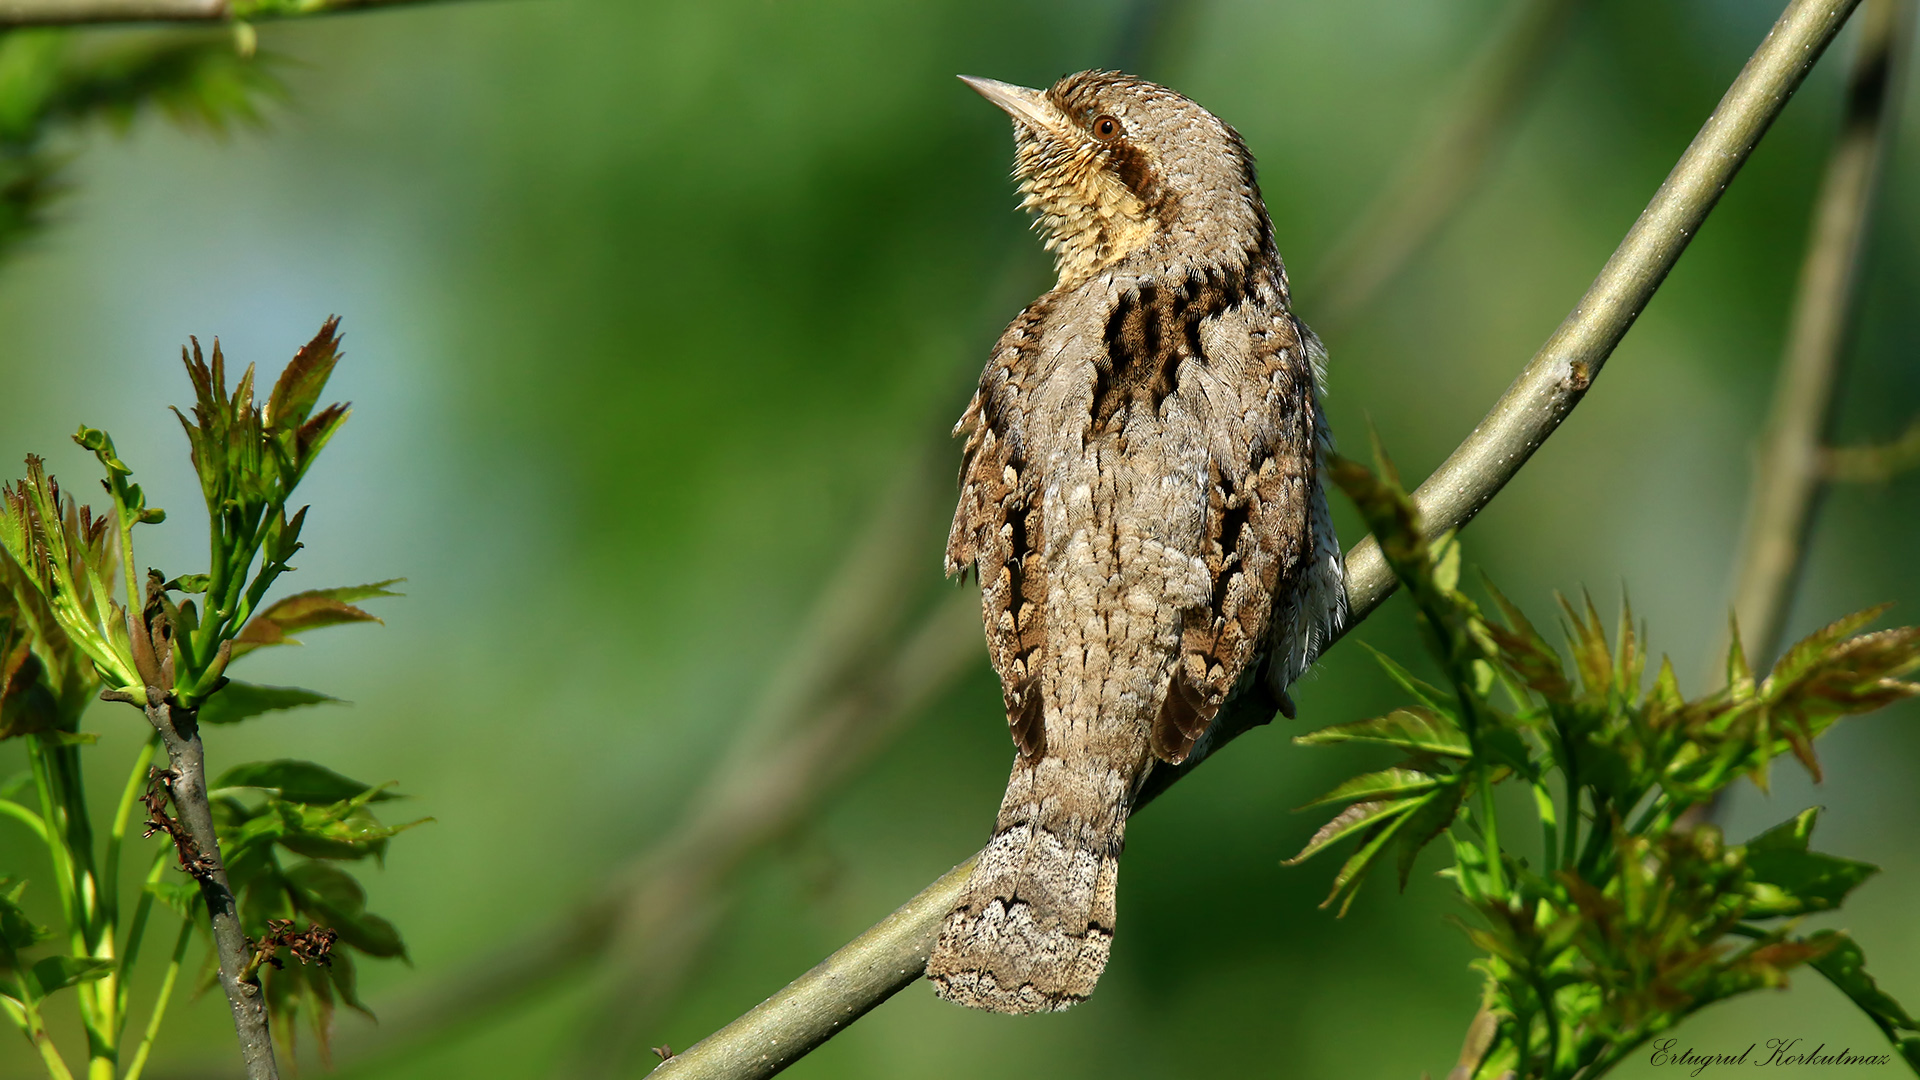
232, 580, 401, 656
1284, 797, 1423, 866
213, 760, 396, 804
1297, 767, 1443, 810
29, 955, 114, 993
1802, 931, 1920, 1068
198, 681, 341, 725
1295, 708, 1471, 758
1742, 810, 1878, 917
0, 879, 49, 954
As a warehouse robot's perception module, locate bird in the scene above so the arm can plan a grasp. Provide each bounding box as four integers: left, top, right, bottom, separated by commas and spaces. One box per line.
926, 70, 1346, 1015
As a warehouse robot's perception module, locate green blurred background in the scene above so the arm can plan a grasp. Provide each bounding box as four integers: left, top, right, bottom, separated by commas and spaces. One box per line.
2, 0, 1917, 1076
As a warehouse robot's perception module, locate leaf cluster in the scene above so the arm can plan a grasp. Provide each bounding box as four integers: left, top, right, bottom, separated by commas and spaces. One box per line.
211, 759, 426, 1061
0, 320, 416, 1074
1288, 449, 1920, 1079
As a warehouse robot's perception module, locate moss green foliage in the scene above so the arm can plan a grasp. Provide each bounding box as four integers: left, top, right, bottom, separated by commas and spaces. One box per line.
0, 321, 415, 1076
0, 27, 279, 264
1288, 447, 1920, 1078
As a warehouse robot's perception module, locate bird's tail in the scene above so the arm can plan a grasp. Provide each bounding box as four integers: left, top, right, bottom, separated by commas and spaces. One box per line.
926, 755, 1132, 1013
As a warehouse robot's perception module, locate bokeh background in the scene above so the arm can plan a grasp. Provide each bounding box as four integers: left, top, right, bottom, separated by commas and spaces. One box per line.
2, 0, 1917, 1077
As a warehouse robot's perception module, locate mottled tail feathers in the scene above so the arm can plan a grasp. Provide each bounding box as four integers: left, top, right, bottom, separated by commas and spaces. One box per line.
927, 792, 1125, 1014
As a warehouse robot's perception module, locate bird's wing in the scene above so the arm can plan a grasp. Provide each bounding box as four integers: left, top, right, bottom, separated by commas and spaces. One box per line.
1150, 303, 1322, 764
1267, 326, 1348, 697
948, 300, 1054, 759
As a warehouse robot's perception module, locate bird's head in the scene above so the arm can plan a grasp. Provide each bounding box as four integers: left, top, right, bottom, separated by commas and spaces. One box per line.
962, 70, 1269, 289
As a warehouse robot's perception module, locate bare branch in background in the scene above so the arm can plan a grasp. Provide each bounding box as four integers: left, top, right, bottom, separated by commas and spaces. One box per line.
1822, 414, 1920, 481
0, 0, 452, 27
1309, 0, 1584, 332
1719, 0, 1912, 672
648, 0, 1869, 1075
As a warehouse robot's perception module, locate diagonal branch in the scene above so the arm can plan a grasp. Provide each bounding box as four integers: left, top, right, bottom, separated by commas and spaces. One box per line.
648, 1, 1867, 1076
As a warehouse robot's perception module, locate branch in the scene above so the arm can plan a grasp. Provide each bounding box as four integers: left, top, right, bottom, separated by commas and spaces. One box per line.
133, 696, 280, 1080
649, 0, 1866, 1076
1721, 0, 1910, 670
1822, 414, 1920, 481
1309, 0, 1585, 332
0, 0, 453, 27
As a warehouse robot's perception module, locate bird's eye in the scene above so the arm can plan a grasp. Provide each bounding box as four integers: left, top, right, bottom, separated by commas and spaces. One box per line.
1091, 115, 1122, 141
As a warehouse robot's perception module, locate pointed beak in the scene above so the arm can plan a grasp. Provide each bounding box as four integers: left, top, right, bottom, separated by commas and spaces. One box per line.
959, 75, 1062, 134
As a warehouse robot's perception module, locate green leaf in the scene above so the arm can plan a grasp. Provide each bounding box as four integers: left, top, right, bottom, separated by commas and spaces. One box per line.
199, 681, 341, 725
284, 861, 407, 959
1284, 797, 1423, 866
0, 879, 49, 954
1395, 783, 1465, 891
1297, 767, 1443, 810
1295, 708, 1470, 758
144, 878, 202, 920
1802, 931, 1920, 1068
1743, 809, 1878, 917
329, 949, 373, 1018
30, 955, 114, 993
1321, 801, 1423, 915
1359, 643, 1456, 716
213, 760, 395, 804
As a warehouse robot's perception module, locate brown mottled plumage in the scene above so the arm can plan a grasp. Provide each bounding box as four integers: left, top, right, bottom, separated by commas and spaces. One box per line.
926, 71, 1346, 1014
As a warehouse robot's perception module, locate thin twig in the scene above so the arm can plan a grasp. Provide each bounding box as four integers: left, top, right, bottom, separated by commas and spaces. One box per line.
1310, 0, 1585, 333
0, 0, 452, 27
1719, 0, 1910, 672
1821, 414, 1920, 480
649, 1, 1866, 1075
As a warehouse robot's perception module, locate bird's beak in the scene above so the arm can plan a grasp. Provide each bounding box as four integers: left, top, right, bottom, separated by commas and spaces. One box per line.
959, 76, 1064, 135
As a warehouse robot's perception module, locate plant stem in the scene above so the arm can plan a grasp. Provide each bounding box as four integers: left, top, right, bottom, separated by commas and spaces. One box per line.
121, 914, 194, 1080
4, 995, 77, 1080
116, 850, 169, 1036
140, 696, 279, 1080
0, 795, 47, 840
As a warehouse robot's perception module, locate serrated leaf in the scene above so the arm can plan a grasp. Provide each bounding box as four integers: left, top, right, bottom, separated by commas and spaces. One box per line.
1295, 708, 1470, 758
1395, 783, 1466, 891
1802, 931, 1920, 1066
232, 581, 401, 656
144, 878, 202, 919
1297, 767, 1443, 810
1322, 804, 1421, 915
330, 949, 373, 1019
1284, 797, 1422, 865
1359, 643, 1456, 716
199, 681, 341, 725
1743, 812, 1878, 917
214, 760, 396, 804
0, 879, 49, 954
265, 317, 341, 432
30, 955, 114, 993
